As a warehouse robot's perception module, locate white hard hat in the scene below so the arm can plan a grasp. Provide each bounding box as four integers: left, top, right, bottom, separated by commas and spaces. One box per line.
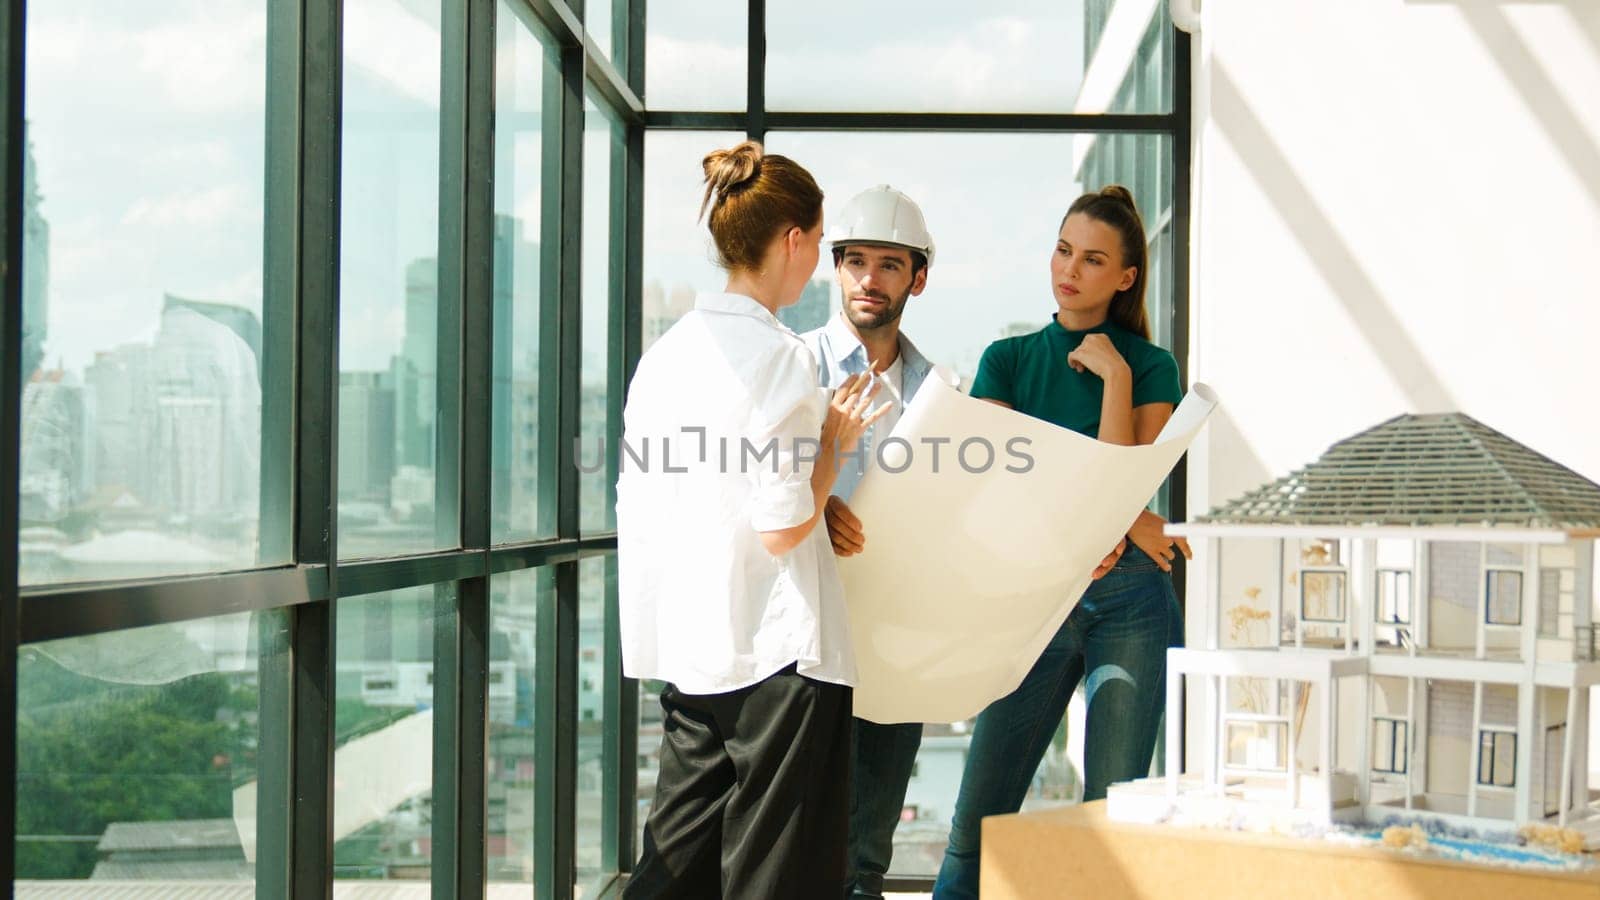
827, 185, 936, 268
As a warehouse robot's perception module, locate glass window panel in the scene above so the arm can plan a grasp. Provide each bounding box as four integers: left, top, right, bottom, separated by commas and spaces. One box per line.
1299, 571, 1346, 623
1493, 732, 1517, 787
642, 130, 744, 352
1371, 719, 1407, 774
767, 131, 1174, 388
766, 0, 1172, 113
635, 677, 665, 866
489, 567, 549, 884
580, 102, 622, 535
575, 556, 612, 894
19, 0, 276, 585
1225, 721, 1287, 771
586, 0, 615, 62
493, 3, 559, 543
1539, 569, 1562, 637
333, 585, 441, 883
15, 610, 281, 885
1371, 720, 1392, 772
1486, 570, 1523, 626
338, 0, 445, 559
645, 0, 746, 111
1376, 569, 1412, 625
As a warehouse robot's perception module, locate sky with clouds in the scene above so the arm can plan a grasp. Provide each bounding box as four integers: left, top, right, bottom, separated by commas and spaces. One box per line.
24, 0, 1170, 383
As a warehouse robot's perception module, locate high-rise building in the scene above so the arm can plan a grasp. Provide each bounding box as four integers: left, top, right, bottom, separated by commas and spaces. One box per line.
778, 277, 833, 334
339, 371, 397, 503
492, 214, 542, 533
164, 294, 264, 379
17, 369, 89, 525
642, 280, 696, 350
82, 302, 261, 527
146, 303, 262, 525
395, 256, 438, 470
21, 126, 49, 381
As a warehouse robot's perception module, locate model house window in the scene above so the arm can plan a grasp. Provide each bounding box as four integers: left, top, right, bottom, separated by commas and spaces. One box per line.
1300, 570, 1346, 623
1225, 721, 1287, 772
1538, 569, 1562, 637
1485, 570, 1522, 626
1371, 718, 1408, 774
1545, 723, 1566, 818
1477, 729, 1516, 787
1374, 569, 1412, 625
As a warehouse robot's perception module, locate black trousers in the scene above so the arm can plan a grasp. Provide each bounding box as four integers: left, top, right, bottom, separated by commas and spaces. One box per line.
625, 665, 853, 900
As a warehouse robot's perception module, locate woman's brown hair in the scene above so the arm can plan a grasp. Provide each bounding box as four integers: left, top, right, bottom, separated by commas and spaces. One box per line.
1063, 185, 1150, 340
699, 140, 823, 272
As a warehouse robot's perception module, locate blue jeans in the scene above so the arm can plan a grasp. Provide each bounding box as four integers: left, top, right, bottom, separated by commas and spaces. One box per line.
931, 544, 1182, 899
845, 719, 923, 898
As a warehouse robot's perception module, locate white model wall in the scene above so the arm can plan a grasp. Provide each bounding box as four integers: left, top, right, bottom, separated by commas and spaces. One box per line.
1185, 0, 1600, 774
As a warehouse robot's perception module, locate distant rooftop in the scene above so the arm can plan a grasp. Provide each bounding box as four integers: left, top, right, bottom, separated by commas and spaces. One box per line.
98, 819, 242, 854
1200, 413, 1600, 530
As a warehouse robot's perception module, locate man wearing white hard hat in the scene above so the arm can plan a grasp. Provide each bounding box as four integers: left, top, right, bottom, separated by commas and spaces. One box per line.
800, 185, 945, 899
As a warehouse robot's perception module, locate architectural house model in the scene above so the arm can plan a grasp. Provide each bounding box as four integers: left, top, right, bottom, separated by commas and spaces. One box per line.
1108, 414, 1600, 843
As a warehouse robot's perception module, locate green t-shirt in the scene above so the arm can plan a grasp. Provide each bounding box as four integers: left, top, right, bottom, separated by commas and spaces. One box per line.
970, 316, 1183, 438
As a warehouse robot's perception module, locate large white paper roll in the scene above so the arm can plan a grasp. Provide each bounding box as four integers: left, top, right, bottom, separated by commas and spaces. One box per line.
839, 377, 1217, 723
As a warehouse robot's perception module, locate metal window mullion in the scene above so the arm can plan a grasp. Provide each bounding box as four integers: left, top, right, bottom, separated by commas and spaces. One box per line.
535, 27, 585, 900
514, 0, 584, 49
643, 110, 1184, 132
585, 44, 642, 123
608, 40, 645, 867
251, 2, 305, 885
19, 565, 326, 643
254, 0, 345, 890
747, 0, 764, 141
0, 0, 24, 886
433, 0, 497, 894
1169, 23, 1192, 540
597, 82, 639, 872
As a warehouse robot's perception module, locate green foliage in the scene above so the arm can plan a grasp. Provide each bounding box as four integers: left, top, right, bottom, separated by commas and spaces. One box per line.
14, 648, 256, 879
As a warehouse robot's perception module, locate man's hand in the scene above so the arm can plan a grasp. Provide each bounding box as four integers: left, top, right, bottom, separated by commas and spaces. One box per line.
825, 495, 865, 557
1091, 537, 1126, 579
1126, 509, 1193, 572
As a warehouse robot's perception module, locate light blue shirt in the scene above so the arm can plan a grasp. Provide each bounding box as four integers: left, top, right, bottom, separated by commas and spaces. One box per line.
801, 312, 935, 502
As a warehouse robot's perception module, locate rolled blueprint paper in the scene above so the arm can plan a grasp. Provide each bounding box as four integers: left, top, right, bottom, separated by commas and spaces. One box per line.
839, 377, 1217, 723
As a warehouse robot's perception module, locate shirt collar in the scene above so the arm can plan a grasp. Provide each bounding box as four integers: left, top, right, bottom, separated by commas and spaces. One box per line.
823, 311, 931, 376
694, 291, 795, 335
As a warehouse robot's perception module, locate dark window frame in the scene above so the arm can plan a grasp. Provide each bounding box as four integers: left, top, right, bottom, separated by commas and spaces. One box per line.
0, 2, 1190, 896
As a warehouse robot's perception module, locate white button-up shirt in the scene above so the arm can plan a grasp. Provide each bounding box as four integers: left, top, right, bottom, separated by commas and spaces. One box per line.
800, 312, 938, 502
616, 291, 854, 694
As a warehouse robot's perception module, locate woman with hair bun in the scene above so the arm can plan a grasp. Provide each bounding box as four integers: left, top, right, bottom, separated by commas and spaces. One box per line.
932, 186, 1188, 899
618, 141, 885, 898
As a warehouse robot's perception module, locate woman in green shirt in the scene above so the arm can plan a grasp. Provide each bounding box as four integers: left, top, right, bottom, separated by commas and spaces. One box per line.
933, 186, 1188, 899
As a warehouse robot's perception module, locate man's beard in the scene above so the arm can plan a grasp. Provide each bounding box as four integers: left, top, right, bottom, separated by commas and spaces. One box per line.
843, 289, 909, 331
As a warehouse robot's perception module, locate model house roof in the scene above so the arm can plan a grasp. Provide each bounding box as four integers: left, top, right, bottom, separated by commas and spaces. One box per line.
1199, 413, 1600, 530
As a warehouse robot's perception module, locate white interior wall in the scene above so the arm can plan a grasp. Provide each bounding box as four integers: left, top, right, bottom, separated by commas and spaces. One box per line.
1184, 0, 1600, 779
